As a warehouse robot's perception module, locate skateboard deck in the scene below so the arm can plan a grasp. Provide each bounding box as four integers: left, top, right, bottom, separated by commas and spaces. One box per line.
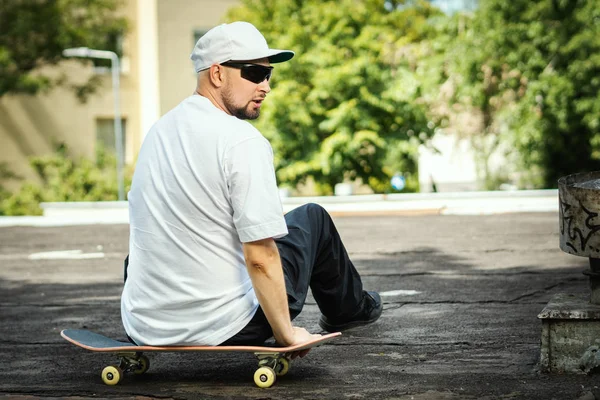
61, 329, 341, 387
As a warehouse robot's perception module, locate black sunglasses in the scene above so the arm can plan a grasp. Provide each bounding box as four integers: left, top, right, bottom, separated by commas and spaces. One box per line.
221, 62, 273, 84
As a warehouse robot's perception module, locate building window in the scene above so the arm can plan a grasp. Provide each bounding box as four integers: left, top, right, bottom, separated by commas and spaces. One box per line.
96, 118, 126, 155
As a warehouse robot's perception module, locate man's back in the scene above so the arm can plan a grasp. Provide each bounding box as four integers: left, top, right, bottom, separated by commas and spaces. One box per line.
121, 94, 286, 346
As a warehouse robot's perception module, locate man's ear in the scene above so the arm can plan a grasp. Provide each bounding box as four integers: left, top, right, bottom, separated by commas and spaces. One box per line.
208, 64, 225, 87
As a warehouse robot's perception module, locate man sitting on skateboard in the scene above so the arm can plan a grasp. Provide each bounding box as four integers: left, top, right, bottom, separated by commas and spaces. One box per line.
121, 21, 383, 349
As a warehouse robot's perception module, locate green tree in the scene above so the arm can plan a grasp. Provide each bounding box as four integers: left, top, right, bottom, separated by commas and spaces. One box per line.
227, 0, 443, 194
450, 0, 600, 188
0, 0, 127, 98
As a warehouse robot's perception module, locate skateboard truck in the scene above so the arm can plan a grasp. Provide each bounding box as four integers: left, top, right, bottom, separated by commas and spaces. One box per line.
101, 352, 150, 385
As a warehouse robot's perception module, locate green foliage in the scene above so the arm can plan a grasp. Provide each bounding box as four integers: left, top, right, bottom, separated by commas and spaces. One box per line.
0, 162, 21, 206
0, 145, 133, 216
227, 0, 443, 194
0, 0, 127, 98
450, 0, 600, 188
380, 140, 420, 193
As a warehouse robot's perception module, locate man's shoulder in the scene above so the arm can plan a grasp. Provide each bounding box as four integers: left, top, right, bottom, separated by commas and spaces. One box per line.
215, 114, 266, 147
154, 95, 267, 151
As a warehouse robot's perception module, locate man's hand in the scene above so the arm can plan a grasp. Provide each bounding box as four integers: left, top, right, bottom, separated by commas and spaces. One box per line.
280, 326, 321, 359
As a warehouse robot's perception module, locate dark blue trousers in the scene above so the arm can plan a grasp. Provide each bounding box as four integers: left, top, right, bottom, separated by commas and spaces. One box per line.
220, 203, 364, 345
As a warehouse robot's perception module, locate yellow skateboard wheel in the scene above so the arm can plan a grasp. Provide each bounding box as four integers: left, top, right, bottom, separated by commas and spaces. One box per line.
254, 366, 276, 388
133, 355, 150, 375
276, 356, 290, 376
101, 365, 122, 385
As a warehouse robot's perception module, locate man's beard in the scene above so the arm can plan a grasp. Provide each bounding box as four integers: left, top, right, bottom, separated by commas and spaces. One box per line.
223, 86, 260, 120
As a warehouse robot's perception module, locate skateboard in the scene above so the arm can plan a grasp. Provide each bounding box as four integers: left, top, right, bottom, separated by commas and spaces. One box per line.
61, 329, 341, 388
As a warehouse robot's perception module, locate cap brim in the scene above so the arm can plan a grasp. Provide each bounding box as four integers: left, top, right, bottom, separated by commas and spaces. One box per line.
267, 49, 294, 64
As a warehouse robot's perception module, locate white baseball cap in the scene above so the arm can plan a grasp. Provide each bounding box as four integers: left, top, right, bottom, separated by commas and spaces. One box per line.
190, 21, 294, 72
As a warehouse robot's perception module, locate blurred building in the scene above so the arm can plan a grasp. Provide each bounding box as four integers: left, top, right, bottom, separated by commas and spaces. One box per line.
0, 0, 238, 189
429, 0, 477, 14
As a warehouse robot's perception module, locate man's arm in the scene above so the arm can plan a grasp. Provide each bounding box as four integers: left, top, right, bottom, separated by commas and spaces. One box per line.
243, 238, 318, 347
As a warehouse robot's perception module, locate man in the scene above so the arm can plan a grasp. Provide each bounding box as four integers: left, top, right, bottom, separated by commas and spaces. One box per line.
121, 21, 382, 349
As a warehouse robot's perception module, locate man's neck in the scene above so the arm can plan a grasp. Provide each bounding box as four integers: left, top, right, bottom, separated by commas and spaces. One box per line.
195, 88, 230, 116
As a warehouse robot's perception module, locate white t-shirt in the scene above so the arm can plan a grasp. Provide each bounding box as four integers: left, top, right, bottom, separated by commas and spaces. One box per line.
121, 95, 288, 346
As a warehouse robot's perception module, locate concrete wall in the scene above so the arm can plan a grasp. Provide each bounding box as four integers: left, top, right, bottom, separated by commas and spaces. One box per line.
0, 73, 93, 188
418, 132, 479, 192
418, 131, 512, 192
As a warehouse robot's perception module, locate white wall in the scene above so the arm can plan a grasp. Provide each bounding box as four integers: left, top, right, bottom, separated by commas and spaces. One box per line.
418, 132, 479, 192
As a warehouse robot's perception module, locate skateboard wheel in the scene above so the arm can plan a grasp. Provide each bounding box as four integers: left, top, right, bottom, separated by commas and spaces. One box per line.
101, 365, 123, 385
253, 366, 276, 388
133, 355, 150, 375
275, 356, 290, 376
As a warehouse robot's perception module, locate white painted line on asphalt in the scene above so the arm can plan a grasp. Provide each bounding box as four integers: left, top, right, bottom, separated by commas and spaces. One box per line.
28, 250, 105, 260
380, 290, 421, 296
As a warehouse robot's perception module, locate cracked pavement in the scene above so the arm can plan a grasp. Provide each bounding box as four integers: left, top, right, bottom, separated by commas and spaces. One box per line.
1, 212, 599, 399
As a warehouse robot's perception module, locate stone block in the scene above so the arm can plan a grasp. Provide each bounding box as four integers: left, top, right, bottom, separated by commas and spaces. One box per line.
538, 293, 600, 373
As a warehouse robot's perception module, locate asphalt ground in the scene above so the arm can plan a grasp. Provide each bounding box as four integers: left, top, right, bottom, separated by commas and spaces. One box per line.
1, 212, 599, 399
